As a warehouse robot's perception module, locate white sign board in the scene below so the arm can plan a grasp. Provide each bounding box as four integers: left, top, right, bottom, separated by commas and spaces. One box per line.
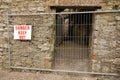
14, 25, 32, 40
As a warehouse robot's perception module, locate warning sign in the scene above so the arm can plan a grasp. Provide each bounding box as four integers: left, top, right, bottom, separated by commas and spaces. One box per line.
14, 25, 32, 40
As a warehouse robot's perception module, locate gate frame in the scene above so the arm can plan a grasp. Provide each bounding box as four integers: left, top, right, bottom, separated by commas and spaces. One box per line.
6, 10, 120, 76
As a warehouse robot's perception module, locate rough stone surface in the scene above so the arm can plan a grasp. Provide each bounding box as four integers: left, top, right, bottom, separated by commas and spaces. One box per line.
0, 0, 120, 80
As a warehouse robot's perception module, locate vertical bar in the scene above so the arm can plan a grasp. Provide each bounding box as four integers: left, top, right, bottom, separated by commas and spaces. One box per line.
86, 9, 88, 71
6, 12, 11, 69
78, 11, 80, 64
83, 9, 85, 62
84, 9, 86, 60
83, 9, 85, 67
69, 13, 72, 68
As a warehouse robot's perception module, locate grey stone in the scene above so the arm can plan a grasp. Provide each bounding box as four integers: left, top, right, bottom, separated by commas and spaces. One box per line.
102, 66, 110, 72
3, 32, 7, 38
37, 7, 44, 12
2, 0, 12, 3
3, 44, 8, 48
113, 58, 120, 64
0, 23, 6, 27
92, 63, 101, 72
41, 46, 49, 51
0, 28, 4, 32
115, 16, 120, 21
0, 48, 3, 52
28, 7, 36, 12
116, 25, 120, 30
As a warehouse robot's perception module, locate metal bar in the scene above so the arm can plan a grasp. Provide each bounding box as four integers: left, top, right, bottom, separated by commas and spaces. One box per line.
6, 12, 11, 69
10, 66, 119, 76
8, 10, 120, 16
8, 10, 120, 77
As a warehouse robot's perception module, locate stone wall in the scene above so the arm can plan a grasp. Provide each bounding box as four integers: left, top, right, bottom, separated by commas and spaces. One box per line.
0, 0, 56, 69
0, 8, 8, 69
114, 12, 120, 73
0, 0, 120, 79
91, 0, 120, 74
9, 15, 55, 69
49, 0, 102, 6
92, 13, 117, 73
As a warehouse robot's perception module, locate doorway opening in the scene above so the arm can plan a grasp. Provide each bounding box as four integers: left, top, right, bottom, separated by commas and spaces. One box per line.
54, 8, 94, 71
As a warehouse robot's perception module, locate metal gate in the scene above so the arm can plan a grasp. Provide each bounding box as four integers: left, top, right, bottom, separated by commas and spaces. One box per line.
54, 9, 93, 71
7, 10, 120, 76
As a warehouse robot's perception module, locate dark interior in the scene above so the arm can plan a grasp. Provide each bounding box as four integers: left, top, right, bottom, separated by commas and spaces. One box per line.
53, 7, 99, 71
55, 8, 94, 47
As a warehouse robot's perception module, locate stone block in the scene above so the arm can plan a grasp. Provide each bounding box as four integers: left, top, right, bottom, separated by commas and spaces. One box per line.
113, 58, 120, 64
116, 25, 120, 30
37, 7, 44, 12
115, 16, 120, 21
44, 57, 52, 69
102, 66, 110, 72
25, 59, 33, 65
2, 0, 12, 3
0, 23, 6, 27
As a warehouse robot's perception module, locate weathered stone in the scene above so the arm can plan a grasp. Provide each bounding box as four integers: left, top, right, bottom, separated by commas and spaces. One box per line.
41, 47, 50, 51
3, 44, 8, 48
44, 57, 52, 69
28, 7, 36, 12
102, 66, 110, 72
11, 8, 19, 12
2, 0, 12, 3
38, 43, 50, 51
92, 63, 101, 72
14, 62, 22, 66
116, 25, 120, 30
115, 16, 120, 21
25, 59, 33, 65
113, 58, 120, 64
0, 1, 119, 80
0, 28, 4, 32
37, 7, 45, 12
109, 41, 116, 48
0, 23, 6, 27
0, 48, 3, 52
3, 32, 7, 38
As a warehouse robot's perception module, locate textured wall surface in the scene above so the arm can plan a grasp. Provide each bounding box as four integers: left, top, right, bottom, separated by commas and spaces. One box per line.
91, 0, 120, 74
0, 0, 56, 69
0, 0, 120, 80
9, 15, 55, 69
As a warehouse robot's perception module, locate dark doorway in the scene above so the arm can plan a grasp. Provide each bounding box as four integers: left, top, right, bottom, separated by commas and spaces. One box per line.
54, 8, 94, 71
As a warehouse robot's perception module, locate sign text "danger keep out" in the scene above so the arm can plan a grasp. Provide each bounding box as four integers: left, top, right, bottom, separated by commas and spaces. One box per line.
14, 25, 32, 40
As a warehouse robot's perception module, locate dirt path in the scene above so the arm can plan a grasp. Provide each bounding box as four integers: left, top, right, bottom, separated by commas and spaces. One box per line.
0, 70, 97, 80
54, 41, 90, 71
0, 70, 64, 80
